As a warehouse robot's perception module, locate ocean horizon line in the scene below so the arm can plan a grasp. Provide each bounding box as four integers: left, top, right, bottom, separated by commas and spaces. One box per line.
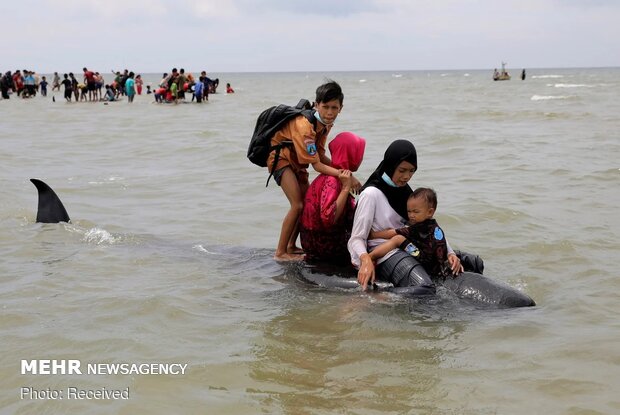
8, 65, 619, 76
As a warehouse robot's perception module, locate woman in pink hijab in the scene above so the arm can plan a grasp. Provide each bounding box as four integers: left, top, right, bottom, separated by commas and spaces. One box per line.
300, 132, 366, 264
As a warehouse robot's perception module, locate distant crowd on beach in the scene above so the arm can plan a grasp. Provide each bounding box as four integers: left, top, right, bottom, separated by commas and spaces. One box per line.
0, 67, 235, 103
151, 67, 233, 104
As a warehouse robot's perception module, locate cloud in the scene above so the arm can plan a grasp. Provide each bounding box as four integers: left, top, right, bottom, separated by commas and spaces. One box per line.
1, 0, 619, 72
234, 0, 379, 17
187, 0, 239, 18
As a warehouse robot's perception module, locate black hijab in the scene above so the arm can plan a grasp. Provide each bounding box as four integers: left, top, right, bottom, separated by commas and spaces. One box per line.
361, 139, 418, 221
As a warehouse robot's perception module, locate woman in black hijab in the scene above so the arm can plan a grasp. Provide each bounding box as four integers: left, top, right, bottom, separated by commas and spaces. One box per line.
347, 139, 462, 293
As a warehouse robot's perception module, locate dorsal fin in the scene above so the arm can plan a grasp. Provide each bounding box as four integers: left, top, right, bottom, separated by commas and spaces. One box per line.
30, 179, 71, 223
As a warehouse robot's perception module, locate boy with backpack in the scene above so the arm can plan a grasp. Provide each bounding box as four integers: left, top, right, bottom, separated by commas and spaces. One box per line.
265, 80, 356, 261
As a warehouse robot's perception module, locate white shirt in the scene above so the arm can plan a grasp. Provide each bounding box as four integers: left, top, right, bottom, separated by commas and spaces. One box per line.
347, 187, 406, 267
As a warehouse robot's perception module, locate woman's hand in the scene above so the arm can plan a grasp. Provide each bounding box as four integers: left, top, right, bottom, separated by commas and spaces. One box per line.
448, 253, 464, 275
338, 169, 352, 191
357, 253, 375, 290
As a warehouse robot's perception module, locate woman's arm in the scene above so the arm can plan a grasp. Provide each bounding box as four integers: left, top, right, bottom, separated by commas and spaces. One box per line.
348, 191, 375, 267
330, 171, 352, 225
348, 191, 378, 290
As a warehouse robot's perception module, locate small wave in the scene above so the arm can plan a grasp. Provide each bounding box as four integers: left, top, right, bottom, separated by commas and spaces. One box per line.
531, 95, 575, 101
391, 74, 402, 78
510, 279, 530, 293
543, 112, 570, 119
88, 176, 125, 185
358, 79, 367, 83
193, 244, 224, 255
550, 83, 593, 88
83, 227, 120, 244
532, 74, 564, 79
581, 168, 620, 182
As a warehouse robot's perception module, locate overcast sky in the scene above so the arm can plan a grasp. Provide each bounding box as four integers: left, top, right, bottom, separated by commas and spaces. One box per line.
2, 0, 619, 73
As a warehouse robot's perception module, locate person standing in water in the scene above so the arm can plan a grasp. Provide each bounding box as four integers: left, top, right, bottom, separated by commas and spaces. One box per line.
125, 72, 136, 103
267, 80, 360, 261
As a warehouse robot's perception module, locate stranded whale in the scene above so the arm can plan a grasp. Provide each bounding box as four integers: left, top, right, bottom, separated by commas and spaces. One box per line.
30, 178, 535, 308
293, 260, 535, 308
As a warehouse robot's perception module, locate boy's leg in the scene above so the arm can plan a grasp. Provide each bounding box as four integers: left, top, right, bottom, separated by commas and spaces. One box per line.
287, 172, 309, 254
287, 222, 302, 254
275, 168, 304, 261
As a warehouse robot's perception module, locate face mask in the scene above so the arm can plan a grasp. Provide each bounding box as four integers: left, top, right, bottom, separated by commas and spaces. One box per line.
381, 172, 398, 187
314, 110, 326, 125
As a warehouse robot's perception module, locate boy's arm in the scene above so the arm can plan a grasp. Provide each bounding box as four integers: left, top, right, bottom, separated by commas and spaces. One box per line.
367, 235, 406, 262
311, 160, 342, 177
319, 152, 332, 166
317, 149, 360, 191
318, 143, 361, 191
369, 228, 398, 240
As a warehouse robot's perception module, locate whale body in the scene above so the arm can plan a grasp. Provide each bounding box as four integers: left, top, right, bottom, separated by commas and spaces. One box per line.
294, 261, 535, 308
29, 178, 535, 308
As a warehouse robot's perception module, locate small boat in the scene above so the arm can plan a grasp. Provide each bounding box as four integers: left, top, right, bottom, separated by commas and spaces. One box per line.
493, 62, 511, 81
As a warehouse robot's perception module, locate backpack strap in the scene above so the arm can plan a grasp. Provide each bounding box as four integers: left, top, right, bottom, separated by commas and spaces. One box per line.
265, 141, 293, 187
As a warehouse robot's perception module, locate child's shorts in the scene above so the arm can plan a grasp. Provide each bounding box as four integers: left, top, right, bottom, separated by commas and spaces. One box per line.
272, 167, 309, 187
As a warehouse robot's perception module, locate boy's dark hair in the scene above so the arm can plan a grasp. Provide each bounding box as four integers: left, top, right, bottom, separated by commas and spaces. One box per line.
410, 187, 438, 210
315, 80, 343, 105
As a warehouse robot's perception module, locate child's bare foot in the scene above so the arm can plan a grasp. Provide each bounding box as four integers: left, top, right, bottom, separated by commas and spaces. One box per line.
274, 253, 304, 262
286, 246, 304, 255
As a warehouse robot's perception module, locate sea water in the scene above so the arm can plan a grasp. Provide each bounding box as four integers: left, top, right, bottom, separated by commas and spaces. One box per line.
1, 68, 619, 414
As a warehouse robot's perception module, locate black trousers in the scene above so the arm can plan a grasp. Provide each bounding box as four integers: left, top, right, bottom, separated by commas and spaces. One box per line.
376, 250, 436, 295
375, 249, 485, 296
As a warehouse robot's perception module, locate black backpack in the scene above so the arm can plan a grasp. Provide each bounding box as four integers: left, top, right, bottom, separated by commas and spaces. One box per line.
247, 99, 316, 186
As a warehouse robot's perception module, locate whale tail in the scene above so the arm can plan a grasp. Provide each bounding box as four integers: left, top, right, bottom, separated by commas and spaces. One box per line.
30, 179, 71, 223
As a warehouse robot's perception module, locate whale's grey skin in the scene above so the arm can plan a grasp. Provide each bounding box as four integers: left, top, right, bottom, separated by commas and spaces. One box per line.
29, 179, 535, 308
292, 261, 536, 308
439, 271, 535, 308
30, 179, 71, 223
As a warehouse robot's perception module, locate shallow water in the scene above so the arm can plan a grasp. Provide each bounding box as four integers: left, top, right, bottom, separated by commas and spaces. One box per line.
1, 68, 620, 414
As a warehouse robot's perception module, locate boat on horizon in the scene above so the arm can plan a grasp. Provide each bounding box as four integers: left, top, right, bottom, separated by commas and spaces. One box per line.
493, 62, 511, 81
